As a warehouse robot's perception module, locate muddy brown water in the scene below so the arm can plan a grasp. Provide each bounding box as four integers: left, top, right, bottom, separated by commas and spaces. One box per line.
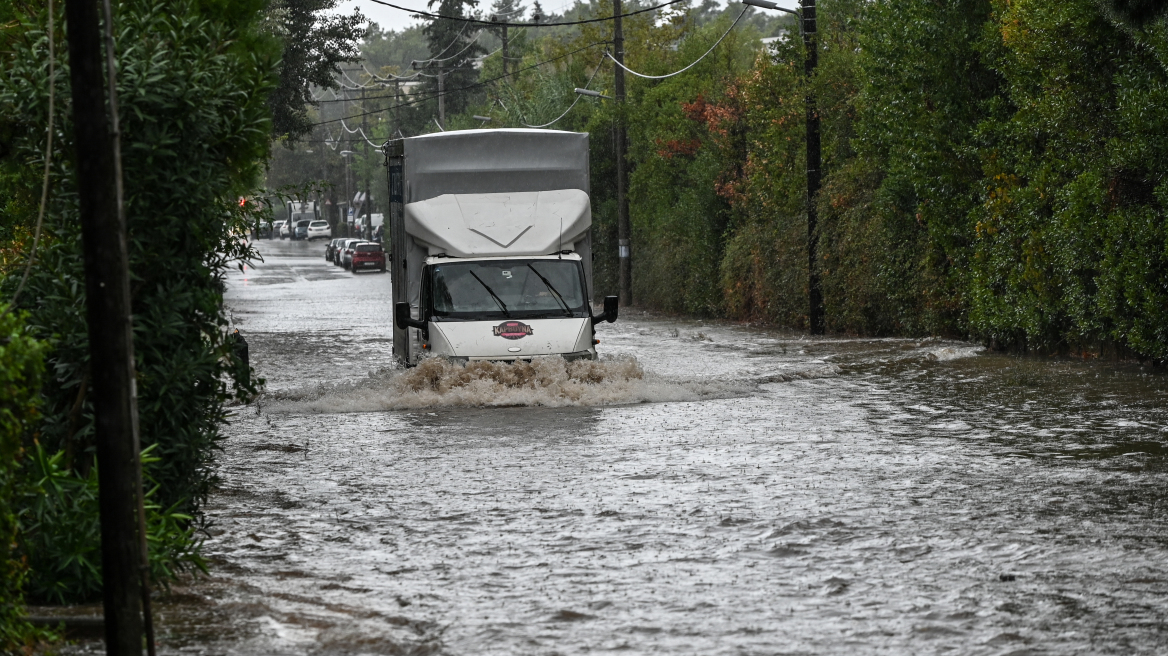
51, 239, 1168, 654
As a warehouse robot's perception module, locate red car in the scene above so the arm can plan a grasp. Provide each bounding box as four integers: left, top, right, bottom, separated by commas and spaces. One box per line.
350, 242, 386, 273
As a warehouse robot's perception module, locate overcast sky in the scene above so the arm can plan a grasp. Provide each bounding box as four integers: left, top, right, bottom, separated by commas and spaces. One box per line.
335, 0, 801, 33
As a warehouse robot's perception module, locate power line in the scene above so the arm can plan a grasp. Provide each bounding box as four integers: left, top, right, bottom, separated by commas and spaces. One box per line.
340, 117, 382, 148
316, 27, 530, 103
514, 53, 606, 128
362, 63, 420, 81
607, 7, 747, 79
429, 19, 471, 58
364, 0, 686, 27
412, 27, 484, 66
310, 40, 610, 126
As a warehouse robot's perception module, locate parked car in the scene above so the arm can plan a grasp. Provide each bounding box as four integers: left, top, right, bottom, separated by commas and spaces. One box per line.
350, 242, 386, 273
336, 238, 363, 267
272, 220, 287, 239
307, 220, 332, 240
325, 238, 343, 261
292, 219, 311, 240
255, 221, 273, 239
341, 240, 367, 269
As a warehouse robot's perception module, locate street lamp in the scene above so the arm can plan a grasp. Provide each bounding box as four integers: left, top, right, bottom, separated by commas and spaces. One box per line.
743, 0, 798, 14
574, 88, 611, 99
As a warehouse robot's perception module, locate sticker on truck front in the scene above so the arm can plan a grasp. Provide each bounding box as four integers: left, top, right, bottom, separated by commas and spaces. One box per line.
493, 321, 534, 340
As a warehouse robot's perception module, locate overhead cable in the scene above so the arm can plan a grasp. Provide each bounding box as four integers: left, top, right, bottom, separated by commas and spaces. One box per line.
362, 63, 420, 81
606, 7, 747, 79
340, 118, 382, 148
311, 40, 609, 125
365, 0, 685, 27
339, 68, 383, 89
429, 19, 471, 59
412, 27, 484, 67
515, 54, 606, 129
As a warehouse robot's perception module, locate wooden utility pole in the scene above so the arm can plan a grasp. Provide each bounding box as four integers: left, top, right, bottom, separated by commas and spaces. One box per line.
613, 0, 631, 306
802, 0, 824, 334
501, 22, 509, 78
63, 0, 145, 654
437, 62, 446, 129
362, 85, 372, 240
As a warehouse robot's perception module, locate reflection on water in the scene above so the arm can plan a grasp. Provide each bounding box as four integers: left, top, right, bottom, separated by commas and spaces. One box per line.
55, 240, 1168, 655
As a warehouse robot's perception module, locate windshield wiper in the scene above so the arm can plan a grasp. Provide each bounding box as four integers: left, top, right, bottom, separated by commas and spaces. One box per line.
526, 263, 573, 317
468, 270, 510, 317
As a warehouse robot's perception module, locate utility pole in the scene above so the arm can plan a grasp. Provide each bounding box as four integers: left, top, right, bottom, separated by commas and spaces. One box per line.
501, 22, 509, 78
395, 79, 401, 136
344, 153, 352, 234
63, 0, 145, 654
802, 0, 824, 334
438, 61, 446, 129
362, 86, 372, 240
613, 0, 631, 306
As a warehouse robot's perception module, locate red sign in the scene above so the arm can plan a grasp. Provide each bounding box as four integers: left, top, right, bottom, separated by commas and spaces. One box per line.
493, 321, 533, 340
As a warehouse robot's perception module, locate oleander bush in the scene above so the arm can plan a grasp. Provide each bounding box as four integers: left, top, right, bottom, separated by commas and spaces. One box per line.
0, 0, 276, 606
0, 305, 45, 651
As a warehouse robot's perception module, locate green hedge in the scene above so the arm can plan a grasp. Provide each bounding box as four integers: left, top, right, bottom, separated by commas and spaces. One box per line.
0, 0, 274, 605
0, 305, 45, 651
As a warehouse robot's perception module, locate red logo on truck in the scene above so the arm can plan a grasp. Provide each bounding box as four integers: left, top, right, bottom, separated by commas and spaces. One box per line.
493, 321, 533, 340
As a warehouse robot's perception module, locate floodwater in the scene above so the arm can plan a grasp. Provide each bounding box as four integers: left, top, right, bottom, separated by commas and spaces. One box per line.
60, 239, 1168, 654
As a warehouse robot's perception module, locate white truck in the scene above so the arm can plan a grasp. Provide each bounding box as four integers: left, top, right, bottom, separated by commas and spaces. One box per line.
383, 129, 618, 366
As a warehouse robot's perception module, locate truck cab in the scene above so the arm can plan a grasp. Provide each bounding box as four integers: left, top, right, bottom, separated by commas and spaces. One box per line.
420, 254, 596, 362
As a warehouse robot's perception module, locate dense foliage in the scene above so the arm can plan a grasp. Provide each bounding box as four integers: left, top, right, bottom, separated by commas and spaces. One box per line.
416, 0, 1168, 359
0, 0, 278, 605
266, 0, 367, 138
0, 306, 44, 650
260, 0, 1168, 363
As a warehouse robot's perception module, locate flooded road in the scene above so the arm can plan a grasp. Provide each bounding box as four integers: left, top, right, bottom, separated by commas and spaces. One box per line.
146, 239, 1168, 654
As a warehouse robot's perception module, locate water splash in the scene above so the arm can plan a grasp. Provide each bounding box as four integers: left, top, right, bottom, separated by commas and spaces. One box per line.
926, 345, 985, 361
261, 355, 836, 413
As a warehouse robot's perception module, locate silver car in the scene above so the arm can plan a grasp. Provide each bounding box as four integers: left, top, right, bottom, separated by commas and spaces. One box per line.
341, 240, 367, 269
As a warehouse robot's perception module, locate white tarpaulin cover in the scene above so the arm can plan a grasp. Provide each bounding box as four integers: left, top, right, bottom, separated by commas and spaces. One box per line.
404, 189, 591, 258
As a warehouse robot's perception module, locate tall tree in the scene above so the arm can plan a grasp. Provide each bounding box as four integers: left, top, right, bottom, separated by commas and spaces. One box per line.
267, 0, 367, 139
419, 0, 487, 127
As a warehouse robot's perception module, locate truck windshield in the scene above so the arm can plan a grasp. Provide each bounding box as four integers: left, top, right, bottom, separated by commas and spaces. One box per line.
429, 259, 588, 321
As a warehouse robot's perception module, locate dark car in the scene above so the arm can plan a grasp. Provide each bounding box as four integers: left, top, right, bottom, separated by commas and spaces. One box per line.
350, 242, 386, 273
292, 219, 310, 240
325, 238, 343, 261
336, 238, 363, 267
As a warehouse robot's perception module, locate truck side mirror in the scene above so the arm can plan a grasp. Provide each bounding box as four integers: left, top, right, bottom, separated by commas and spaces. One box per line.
593, 296, 619, 325
395, 302, 426, 331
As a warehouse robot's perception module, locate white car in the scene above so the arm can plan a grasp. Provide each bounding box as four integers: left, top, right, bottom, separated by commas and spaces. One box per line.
272, 220, 287, 239
307, 220, 332, 240
279, 220, 293, 239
